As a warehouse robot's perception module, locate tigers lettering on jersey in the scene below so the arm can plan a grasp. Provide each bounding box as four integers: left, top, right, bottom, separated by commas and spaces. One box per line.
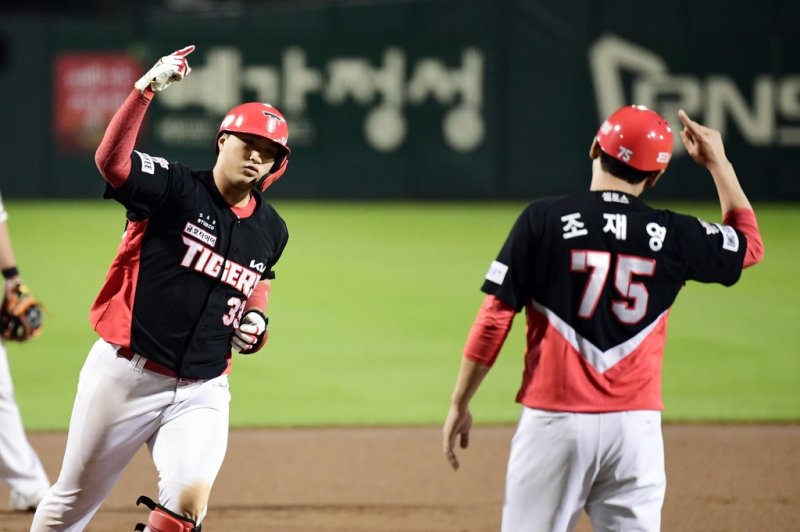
180, 236, 260, 295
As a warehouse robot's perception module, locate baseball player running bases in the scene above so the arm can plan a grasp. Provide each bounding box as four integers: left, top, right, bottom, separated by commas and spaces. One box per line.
443, 105, 764, 531
31, 45, 291, 531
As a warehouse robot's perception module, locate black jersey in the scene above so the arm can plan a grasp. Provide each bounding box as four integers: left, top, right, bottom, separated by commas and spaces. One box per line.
91, 150, 288, 379
481, 190, 746, 411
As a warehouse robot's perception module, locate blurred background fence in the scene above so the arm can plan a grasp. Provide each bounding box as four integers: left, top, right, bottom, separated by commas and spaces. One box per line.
1, 0, 798, 201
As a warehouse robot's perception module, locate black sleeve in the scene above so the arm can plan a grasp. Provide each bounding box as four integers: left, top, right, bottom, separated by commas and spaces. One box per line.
480, 202, 541, 312
675, 212, 746, 286
103, 151, 183, 221
265, 219, 289, 281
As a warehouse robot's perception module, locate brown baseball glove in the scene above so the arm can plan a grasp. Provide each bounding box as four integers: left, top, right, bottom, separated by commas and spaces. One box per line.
1, 281, 43, 341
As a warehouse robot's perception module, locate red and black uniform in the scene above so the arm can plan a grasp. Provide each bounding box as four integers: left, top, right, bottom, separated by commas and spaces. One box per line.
30, 51, 287, 532
91, 91, 287, 380
472, 190, 761, 412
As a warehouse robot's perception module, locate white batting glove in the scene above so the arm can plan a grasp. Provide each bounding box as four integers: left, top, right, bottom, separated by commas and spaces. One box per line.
231, 310, 268, 355
134, 44, 196, 93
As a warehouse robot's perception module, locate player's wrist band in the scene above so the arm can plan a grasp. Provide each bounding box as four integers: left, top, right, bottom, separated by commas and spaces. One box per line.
2, 266, 19, 278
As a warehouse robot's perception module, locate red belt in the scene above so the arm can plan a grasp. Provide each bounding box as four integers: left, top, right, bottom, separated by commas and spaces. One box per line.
117, 346, 187, 380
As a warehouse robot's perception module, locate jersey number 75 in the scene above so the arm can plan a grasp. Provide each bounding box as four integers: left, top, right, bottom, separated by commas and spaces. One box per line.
570, 250, 656, 325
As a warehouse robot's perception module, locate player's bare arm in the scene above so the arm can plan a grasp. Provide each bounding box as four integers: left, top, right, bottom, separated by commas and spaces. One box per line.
0, 219, 17, 271
443, 358, 490, 471
679, 109, 754, 215
679, 109, 764, 266
444, 294, 514, 470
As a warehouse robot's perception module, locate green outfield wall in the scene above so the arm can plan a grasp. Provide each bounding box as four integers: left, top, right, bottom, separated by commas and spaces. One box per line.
1, 0, 798, 200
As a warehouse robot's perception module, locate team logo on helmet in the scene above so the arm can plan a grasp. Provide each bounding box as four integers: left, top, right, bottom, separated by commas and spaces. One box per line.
216, 102, 291, 192
263, 111, 281, 134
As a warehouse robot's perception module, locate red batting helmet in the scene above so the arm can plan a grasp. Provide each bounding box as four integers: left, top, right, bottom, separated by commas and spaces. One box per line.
595, 105, 673, 172
217, 102, 291, 192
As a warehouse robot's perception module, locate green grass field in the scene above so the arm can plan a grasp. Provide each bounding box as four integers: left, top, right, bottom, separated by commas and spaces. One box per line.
4, 200, 799, 430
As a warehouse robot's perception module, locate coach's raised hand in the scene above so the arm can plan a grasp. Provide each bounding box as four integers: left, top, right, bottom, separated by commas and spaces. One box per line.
678, 109, 753, 214
677, 109, 730, 170
135, 44, 196, 93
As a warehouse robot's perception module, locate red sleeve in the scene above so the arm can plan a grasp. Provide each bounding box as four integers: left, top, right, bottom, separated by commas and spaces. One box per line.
244, 280, 271, 312
463, 294, 516, 367
95, 88, 154, 189
723, 208, 764, 268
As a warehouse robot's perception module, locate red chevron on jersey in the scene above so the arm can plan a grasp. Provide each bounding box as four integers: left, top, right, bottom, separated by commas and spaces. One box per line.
180, 236, 260, 296
532, 299, 668, 373
516, 302, 669, 412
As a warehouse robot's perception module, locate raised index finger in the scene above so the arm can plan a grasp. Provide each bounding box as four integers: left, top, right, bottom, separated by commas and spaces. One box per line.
174, 44, 196, 57
678, 109, 698, 133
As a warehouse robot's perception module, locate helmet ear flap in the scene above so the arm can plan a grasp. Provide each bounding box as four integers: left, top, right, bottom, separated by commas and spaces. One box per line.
257, 156, 289, 192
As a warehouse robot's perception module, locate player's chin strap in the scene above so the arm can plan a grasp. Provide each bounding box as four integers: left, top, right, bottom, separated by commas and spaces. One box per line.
133, 495, 201, 532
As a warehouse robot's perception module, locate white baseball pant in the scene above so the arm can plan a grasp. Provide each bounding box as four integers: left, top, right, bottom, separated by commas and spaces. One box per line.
501, 407, 665, 532
0, 341, 51, 509
31, 338, 230, 531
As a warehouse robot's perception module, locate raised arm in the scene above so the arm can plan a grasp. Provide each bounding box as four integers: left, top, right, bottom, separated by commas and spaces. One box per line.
678, 109, 764, 267
95, 45, 195, 189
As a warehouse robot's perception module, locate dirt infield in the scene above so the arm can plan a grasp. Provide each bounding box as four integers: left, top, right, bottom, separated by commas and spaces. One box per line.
1, 424, 798, 531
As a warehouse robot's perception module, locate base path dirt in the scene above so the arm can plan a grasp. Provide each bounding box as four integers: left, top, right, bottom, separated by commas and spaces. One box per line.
2, 424, 798, 531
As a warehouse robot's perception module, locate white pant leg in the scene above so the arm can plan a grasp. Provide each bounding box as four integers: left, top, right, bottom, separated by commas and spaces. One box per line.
586, 410, 665, 532
0, 341, 50, 504
31, 339, 179, 531
147, 375, 230, 525
501, 408, 597, 532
